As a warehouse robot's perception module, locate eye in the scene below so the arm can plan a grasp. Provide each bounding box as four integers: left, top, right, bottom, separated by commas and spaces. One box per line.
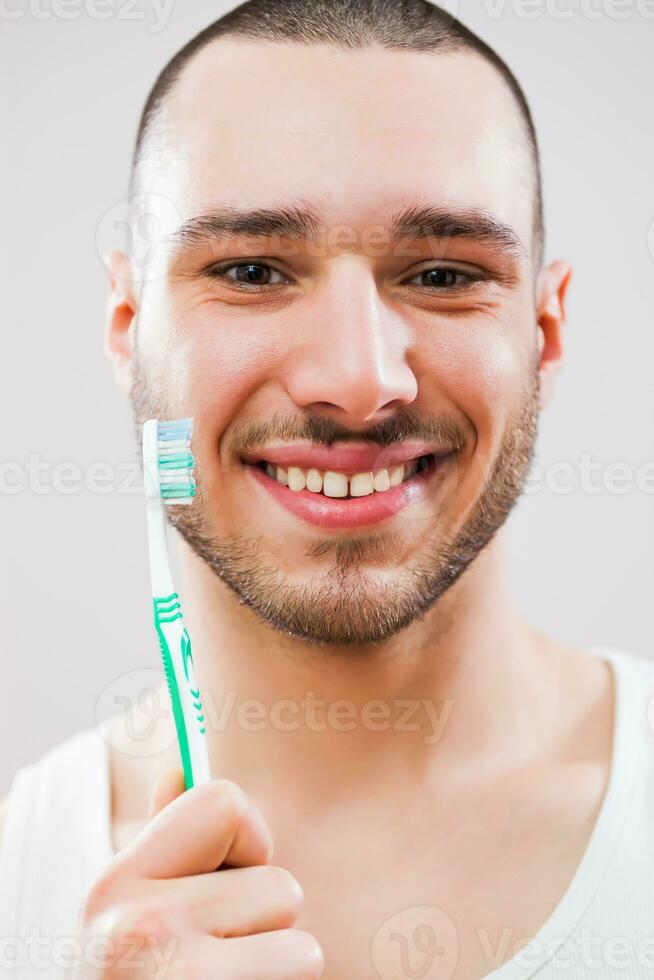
205, 260, 485, 293
206, 261, 290, 290
403, 266, 483, 291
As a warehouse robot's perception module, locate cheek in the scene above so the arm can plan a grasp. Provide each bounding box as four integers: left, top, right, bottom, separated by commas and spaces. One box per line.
172, 315, 293, 489
187, 319, 289, 404
139, 285, 289, 411
416, 314, 530, 454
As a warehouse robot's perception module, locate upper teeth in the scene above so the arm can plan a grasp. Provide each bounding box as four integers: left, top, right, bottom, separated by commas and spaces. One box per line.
263, 461, 420, 497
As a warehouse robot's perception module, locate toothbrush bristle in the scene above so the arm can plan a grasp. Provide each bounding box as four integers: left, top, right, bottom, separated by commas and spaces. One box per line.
157, 418, 196, 505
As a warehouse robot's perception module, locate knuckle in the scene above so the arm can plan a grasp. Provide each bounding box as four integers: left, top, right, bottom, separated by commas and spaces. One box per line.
79, 867, 123, 926
263, 865, 304, 908
204, 778, 249, 823
284, 929, 325, 979
109, 901, 175, 945
159, 953, 198, 980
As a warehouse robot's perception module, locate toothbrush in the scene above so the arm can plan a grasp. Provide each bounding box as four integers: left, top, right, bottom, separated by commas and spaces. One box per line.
142, 417, 211, 789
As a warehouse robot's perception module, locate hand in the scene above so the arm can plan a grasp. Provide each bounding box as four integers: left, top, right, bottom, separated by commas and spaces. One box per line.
76, 771, 324, 978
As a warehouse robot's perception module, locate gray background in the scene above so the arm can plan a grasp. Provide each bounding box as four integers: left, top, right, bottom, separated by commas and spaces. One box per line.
1, 0, 653, 795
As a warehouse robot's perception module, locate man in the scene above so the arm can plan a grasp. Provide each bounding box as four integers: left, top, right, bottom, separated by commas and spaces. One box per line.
2, 1, 653, 977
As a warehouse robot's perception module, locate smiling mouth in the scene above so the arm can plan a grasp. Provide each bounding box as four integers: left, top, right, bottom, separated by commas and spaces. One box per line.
249, 453, 442, 499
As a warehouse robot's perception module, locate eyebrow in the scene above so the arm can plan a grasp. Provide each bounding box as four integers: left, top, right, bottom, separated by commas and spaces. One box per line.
168, 202, 527, 259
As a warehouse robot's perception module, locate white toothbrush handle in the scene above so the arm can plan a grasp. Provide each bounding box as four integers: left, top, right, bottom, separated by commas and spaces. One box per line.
147, 501, 211, 789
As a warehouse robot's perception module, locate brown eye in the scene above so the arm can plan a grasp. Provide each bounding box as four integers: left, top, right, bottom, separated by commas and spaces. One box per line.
422, 269, 458, 288
407, 267, 477, 290
232, 264, 272, 285
207, 262, 289, 288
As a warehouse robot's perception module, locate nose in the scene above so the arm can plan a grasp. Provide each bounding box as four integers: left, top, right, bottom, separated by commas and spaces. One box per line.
283, 263, 418, 424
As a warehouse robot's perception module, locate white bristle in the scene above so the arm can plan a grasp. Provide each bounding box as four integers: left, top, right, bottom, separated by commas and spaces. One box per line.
159, 440, 191, 452
160, 470, 193, 480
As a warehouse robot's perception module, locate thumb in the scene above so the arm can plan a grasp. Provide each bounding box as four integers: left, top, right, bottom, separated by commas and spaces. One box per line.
148, 767, 186, 820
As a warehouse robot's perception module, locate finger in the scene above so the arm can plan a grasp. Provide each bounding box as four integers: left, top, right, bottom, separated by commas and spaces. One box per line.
148, 768, 186, 820
149, 864, 303, 937
115, 779, 274, 878
173, 929, 324, 980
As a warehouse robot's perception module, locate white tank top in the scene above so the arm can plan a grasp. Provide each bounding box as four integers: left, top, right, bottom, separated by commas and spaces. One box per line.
1, 645, 654, 979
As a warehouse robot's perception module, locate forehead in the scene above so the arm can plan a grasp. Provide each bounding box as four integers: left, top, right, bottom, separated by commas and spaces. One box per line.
151, 38, 534, 250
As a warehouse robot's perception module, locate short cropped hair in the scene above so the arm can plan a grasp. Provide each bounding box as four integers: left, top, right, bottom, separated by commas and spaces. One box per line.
130, 0, 544, 267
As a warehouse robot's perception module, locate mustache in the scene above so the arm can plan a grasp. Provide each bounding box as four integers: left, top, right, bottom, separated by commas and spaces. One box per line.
230, 407, 467, 454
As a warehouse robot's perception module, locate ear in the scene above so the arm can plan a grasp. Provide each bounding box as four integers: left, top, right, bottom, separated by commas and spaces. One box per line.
535, 259, 572, 410
103, 250, 139, 395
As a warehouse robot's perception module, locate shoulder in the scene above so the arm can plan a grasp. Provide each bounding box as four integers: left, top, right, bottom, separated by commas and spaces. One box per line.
0, 726, 109, 844
596, 645, 654, 814
600, 644, 654, 674
565, 642, 654, 711
0, 794, 8, 847
595, 644, 654, 701
590, 645, 654, 756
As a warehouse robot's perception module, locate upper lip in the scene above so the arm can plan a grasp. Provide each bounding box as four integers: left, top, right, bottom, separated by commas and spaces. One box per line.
240, 441, 457, 473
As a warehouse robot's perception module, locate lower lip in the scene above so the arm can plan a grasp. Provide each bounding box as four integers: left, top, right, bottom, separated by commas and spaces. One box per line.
245, 455, 453, 530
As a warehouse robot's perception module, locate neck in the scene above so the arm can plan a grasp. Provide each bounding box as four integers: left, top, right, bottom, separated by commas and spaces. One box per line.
171, 531, 555, 816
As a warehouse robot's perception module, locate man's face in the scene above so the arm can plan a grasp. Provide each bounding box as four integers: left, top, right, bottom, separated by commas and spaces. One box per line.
126, 40, 547, 646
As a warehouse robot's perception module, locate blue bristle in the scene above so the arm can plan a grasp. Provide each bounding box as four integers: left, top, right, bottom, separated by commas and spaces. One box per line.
157, 418, 193, 442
